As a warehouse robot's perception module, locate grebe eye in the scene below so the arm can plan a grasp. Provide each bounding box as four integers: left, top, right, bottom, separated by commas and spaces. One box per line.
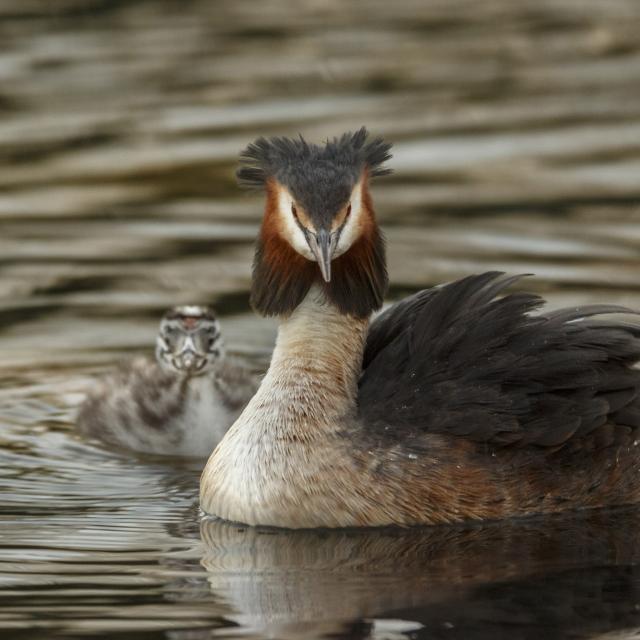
291, 203, 298, 219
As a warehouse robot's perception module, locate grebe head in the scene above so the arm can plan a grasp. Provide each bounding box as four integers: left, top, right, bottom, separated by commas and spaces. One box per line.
238, 128, 392, 318
155, 306, 224, 376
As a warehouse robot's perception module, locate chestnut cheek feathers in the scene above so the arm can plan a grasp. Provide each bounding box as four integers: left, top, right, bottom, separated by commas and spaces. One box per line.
251, 223, 387, 319
251, 178, 387, 318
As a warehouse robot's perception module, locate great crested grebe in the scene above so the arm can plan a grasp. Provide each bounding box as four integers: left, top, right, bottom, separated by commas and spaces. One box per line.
200, 128, 640, 528
77, 306, 258, 457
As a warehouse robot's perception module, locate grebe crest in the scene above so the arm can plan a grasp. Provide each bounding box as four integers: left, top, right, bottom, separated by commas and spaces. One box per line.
155, 305, 224, 375
238, 128, 390, 318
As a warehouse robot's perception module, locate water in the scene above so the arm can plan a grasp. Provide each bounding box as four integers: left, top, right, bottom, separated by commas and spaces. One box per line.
1, 1, 640, 638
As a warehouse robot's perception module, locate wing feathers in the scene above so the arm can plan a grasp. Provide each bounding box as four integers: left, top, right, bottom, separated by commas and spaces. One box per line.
359, 272, 640, 449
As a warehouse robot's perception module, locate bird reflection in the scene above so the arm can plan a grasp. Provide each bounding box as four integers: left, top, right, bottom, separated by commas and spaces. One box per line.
200, 508, 640, 639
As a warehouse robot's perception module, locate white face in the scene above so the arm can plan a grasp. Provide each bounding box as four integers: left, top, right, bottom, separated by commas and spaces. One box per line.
334, 179, 364, 259
274, 179, 366, 262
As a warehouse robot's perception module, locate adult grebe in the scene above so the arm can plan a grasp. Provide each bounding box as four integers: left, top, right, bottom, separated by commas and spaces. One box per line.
77, 306, 258, 457
200, 129, 640, 528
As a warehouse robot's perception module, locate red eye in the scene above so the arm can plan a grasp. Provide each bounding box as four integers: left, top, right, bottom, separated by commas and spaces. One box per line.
291, 203, 298, 219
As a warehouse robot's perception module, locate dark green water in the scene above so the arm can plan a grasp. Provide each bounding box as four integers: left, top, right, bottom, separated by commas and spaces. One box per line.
1, 1, 640, 638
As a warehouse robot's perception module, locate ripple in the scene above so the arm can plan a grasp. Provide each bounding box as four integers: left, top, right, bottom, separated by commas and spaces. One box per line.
2, 0, 640, 637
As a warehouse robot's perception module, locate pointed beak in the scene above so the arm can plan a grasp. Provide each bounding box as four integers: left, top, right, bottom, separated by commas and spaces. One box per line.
307, 228, 337, 283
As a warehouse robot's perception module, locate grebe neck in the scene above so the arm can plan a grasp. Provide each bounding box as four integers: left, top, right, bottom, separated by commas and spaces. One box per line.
260, 285, 368, 433
200, 285, 370, 524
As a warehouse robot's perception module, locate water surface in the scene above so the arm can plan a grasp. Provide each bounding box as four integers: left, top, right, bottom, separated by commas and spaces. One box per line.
2, 1, 640, 638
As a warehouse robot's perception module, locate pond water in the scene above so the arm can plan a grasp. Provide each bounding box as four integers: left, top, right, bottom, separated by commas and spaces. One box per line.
1, 1, 640, 638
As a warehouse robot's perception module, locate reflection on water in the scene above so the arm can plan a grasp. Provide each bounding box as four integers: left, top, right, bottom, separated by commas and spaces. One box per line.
201, 509, 640, 639
1, 0, 640, 638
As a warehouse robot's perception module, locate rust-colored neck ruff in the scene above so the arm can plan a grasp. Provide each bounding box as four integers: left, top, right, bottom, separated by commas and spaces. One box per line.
250, 182, 387, 319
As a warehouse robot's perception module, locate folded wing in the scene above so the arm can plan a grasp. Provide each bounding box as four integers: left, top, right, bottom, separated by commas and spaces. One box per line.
359, 272, 640, 447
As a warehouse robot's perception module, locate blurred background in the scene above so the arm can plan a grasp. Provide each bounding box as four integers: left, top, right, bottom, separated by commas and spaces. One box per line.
2, 0, 640, 373
1, 1, 640, 638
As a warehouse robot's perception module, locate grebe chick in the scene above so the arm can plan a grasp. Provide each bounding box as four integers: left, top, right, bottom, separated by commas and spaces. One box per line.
200, 128, 640, 528
77, 306, 258, 457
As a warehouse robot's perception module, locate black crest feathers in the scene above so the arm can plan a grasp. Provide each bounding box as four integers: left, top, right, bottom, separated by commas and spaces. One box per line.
236, 127, 392, 190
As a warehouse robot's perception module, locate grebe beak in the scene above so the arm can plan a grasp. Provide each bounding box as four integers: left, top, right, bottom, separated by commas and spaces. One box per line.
307, 228, 337, 283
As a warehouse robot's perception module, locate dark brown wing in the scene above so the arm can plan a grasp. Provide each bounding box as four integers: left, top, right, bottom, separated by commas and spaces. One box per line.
358, 272, 640, 447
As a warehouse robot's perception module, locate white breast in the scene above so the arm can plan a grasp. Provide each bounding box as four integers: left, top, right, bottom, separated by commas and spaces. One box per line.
174, 376, 238, 456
